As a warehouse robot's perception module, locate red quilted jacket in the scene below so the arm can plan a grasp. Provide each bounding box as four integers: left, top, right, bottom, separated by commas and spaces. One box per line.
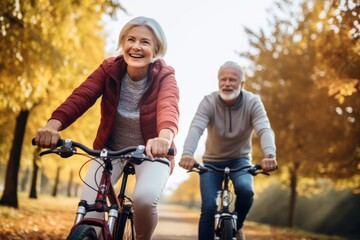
50, 55, 179, 170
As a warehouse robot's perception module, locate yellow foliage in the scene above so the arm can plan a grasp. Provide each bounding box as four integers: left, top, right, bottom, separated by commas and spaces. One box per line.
168, 173, 201, 204
0, 0, 123, 186
328, 78, 359, 104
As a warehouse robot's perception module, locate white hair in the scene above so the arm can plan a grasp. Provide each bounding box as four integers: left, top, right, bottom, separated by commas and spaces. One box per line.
117, 16, 167, 59
218, 61, 245, 82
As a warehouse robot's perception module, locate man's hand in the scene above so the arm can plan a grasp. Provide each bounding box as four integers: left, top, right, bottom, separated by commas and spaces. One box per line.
260, 155, 277, 172
179, 155, 196, 170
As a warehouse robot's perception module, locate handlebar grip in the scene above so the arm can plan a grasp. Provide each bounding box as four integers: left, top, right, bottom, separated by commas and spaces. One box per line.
193, 162, 208, 172
167, 148, 175, 156
254, 163, 278, 170
254, 164, 262, 170
32, 138, 63, 147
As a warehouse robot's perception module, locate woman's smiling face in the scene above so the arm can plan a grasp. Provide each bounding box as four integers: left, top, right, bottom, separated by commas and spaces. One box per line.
122, 25, 158, 80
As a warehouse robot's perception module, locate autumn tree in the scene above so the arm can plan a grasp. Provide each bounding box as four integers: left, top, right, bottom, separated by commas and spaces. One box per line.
240, 0, 359, 227
29, 147, 40, 199
0, 0, 122, 208
168, 172, 201, 208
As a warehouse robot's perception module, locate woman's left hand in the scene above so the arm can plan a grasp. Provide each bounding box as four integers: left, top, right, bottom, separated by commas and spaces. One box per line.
145, 137, 171, 159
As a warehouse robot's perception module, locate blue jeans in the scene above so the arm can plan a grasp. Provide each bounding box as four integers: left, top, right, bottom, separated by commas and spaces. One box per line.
198, 158, 254, 240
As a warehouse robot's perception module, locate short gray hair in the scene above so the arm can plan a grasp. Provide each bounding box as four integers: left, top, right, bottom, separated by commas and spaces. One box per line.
218, 61, 245, 82
117, 16, 167, 59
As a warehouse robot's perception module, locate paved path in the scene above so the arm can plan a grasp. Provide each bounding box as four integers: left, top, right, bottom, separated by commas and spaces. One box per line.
150, 204, 345, 240
153, 204, 199, 240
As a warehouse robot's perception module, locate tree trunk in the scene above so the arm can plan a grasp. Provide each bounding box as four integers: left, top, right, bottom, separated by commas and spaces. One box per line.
40, 167, 48, 194
288, 162, 299, 227
67, 169, 74, 197
0, 110, 29, 208
73, 183, 80, 197
20, 167, 30, 191
29, 148, 41, 199
52, 166, 61, 197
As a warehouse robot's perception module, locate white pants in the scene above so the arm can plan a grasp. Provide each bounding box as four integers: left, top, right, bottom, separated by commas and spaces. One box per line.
80, 158, 170, 240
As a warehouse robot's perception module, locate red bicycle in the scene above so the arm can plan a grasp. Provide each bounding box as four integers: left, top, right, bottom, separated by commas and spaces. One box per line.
32, 138, 173, 240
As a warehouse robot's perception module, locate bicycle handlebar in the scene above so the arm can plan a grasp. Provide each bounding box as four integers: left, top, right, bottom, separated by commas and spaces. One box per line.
191, 162, 269, 176
32, 138, 174, 165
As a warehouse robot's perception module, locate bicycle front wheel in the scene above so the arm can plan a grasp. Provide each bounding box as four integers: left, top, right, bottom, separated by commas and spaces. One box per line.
117, 204, 135, 240
67, 224, 97, 240
220, 218, 234, 240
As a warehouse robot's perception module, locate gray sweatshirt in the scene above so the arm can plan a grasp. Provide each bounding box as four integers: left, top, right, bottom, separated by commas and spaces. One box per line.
182, 90, 276, 162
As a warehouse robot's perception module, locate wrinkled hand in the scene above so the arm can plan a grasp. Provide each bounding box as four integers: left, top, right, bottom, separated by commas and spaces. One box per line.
260, 157, 278, 172
35, 128, 61, 149
179, 155, 196, 170
34, 119, 62, 149
146, 137, 171, 159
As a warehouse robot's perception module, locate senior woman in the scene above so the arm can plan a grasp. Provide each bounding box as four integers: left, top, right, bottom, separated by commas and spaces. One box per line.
34, 16, 179, 240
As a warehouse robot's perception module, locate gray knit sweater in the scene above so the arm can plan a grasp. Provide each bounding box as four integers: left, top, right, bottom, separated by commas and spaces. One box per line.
106, 74, 147, 151
182, 90, 276, 162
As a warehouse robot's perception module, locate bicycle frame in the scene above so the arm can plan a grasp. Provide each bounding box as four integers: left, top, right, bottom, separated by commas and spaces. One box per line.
70, 158, 134, 240
190, 163, 267, 240
214, 167, 237, 240
32, 138, 173, 240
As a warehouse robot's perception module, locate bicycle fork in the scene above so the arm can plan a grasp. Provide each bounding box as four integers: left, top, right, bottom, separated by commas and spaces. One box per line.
73, 199, 120, 233
214, 190, 238, 239
214, 171, 238, 239
72, 167, 121, 236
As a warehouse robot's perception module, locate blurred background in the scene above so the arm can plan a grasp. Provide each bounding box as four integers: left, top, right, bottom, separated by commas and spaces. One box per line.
0, 0, 359, 239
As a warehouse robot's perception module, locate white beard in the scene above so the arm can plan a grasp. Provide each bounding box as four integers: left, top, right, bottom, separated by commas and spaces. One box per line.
219, 88, 241, 102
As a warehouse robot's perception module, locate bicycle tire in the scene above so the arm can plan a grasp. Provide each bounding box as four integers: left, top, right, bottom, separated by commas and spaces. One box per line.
220, 218, 234, 240
67, 224, 97, 240
117, 204, 135, 240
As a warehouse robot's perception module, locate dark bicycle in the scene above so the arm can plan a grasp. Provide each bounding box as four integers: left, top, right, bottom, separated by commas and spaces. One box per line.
189, 162, 269, 240
32, 138, 173, 240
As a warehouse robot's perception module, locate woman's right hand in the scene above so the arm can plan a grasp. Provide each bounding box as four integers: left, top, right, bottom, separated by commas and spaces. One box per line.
34, 119, 62, 149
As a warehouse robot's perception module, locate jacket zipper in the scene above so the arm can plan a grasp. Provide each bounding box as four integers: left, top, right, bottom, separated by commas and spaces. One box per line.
228, 106, 232, 132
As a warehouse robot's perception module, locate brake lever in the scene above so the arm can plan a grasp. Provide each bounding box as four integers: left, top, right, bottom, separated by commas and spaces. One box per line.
57, 139, 76, 158
248, 168, 270, 176
39, 149, 58, 157
38, 147, 76, 158
190, 163, 210, 174
128, 145, 148, 164
259, 171, 270, 176
59, 146, 76, 158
